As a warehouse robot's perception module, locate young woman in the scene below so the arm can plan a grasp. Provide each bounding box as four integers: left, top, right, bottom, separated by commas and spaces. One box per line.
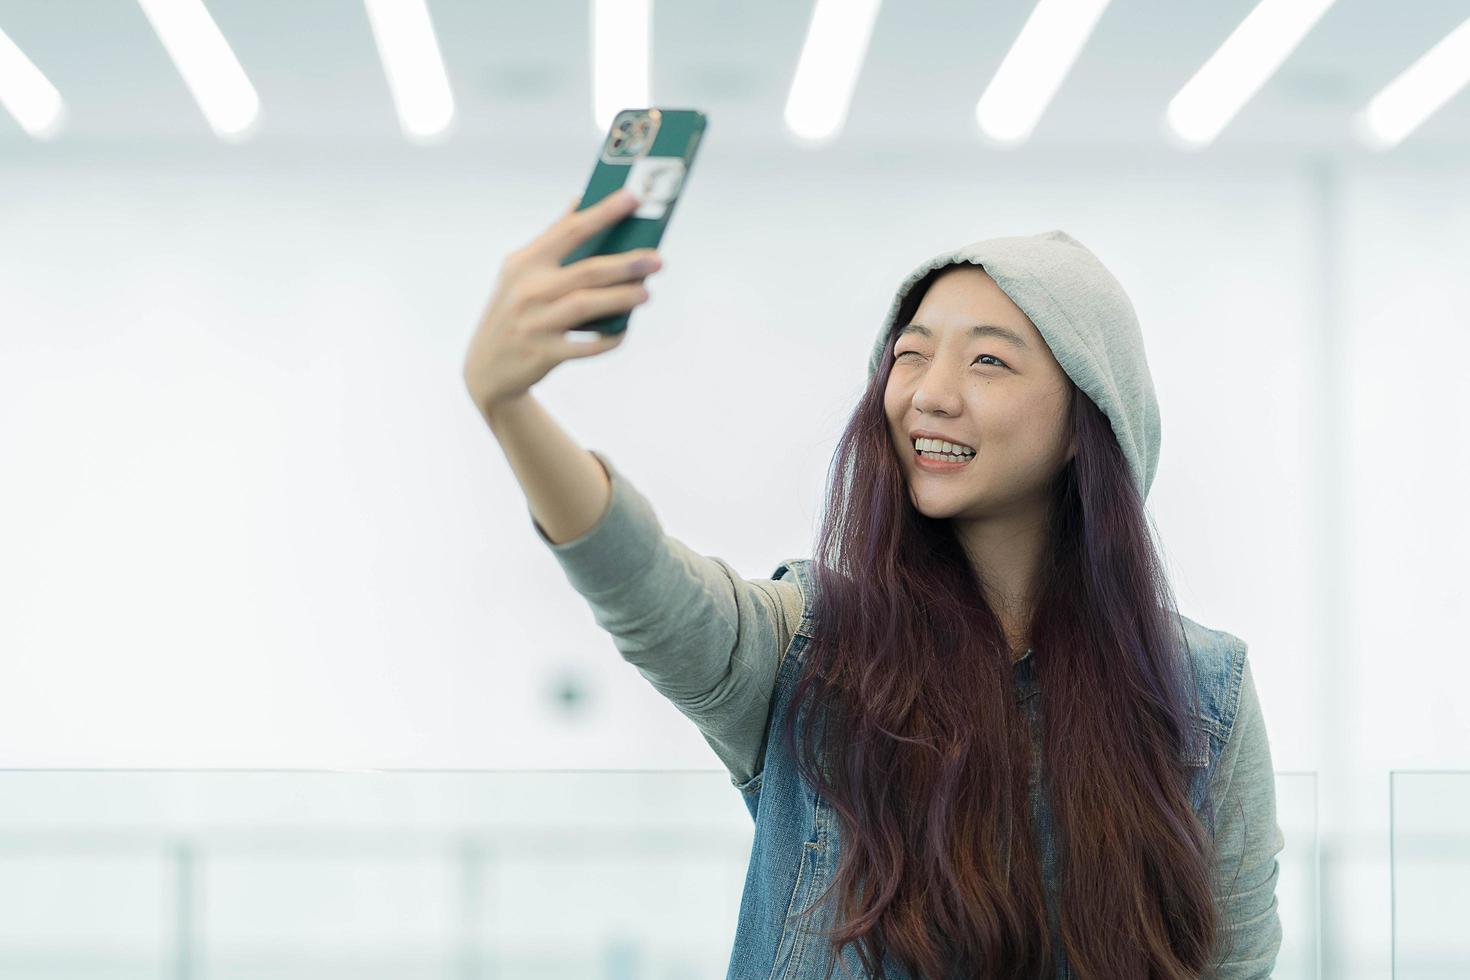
464, 189, 1284, 979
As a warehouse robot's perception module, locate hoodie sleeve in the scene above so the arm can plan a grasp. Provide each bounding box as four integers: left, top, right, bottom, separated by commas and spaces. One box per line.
528, 448, 805, 788
1205, 656, 1285, 978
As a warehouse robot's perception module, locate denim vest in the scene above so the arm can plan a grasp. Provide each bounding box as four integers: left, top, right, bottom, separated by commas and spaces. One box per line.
726, 558, 1246, 980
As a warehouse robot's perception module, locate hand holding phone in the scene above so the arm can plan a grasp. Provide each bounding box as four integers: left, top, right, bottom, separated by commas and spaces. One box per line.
561, 107, 706, 335
462, 106, 704, 418
462, 189, 662, 419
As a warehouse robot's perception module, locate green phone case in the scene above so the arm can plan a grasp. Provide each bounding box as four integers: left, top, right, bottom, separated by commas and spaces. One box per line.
560, 108, 706, 335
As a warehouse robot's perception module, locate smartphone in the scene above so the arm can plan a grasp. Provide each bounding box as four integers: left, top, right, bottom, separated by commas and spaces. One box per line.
560, 107, 706, 335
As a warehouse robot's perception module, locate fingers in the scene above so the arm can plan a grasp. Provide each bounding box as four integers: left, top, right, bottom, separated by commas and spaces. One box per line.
509, 248, 659, 316
553, 327, 628, 361
530, 188, 641, 264
524, 279, 649, 336
547, 247, 662, 295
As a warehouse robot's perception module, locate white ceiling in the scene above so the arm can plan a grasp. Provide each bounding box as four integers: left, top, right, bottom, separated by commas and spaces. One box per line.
1, 0, 1467, 157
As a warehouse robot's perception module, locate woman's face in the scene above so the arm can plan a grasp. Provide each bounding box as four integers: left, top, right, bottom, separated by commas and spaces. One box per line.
884, 265, 1076, 521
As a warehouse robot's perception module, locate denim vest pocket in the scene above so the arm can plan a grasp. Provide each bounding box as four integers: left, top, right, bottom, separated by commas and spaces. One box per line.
770, 836, 835, 978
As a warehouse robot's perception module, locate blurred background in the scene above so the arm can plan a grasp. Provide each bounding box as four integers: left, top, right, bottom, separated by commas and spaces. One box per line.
1, 0, 1467, 977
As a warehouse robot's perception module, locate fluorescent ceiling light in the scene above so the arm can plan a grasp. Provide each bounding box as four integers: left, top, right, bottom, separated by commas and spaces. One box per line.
0, 24, 66, 139
363, 0, 455, 142
974, 0, 1112, 146
1164, 0, 1336, 149
135, 0, 260, 141
1355, 14, 1470, 151
783, 0, 881, 144
592, 0, 650, 134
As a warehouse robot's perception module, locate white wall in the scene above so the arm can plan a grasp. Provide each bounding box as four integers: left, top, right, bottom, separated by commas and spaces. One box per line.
1, 144, 1466, 975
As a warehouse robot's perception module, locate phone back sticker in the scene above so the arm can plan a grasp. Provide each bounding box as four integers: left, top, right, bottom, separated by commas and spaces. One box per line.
626, 156, 686, 220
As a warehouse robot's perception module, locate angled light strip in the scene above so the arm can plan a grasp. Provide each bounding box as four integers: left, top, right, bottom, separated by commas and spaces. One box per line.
0, 24, 66, 139
974, 0, 1112, 146
783, 0, 881, 144
592, 0, 650, 134
1165, 0, 1336, 149
363, 0, 455, 142
136, 0, 259, 140
1355, 14, 1470, 151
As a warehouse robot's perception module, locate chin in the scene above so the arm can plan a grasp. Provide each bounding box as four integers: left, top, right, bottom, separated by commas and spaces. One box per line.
908, 487, 968, 516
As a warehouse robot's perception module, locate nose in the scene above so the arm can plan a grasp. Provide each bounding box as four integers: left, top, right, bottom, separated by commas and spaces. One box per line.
911, 369, 965, 417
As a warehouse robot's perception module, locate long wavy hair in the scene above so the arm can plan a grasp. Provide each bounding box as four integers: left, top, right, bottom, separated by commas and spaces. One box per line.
779, 264, 1222, 979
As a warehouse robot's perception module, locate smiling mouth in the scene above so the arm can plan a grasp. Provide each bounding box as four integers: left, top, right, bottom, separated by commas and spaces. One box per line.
914, 447, 975, 466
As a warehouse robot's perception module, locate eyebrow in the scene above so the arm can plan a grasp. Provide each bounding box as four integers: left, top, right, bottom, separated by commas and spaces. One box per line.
897, 322, 1029, 351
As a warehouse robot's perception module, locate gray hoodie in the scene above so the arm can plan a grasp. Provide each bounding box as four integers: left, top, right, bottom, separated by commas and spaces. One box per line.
871, 229, 1160, 500
526, 231, 1283, 976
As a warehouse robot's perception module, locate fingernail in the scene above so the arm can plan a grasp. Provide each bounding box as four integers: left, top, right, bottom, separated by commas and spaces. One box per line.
618, 188, 640, 206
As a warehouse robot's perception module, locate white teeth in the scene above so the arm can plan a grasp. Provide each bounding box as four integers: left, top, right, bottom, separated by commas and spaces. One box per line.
913, 437, 974, 456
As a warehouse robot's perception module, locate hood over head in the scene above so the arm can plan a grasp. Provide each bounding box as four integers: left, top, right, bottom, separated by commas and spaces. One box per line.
869, 229, 1161, 501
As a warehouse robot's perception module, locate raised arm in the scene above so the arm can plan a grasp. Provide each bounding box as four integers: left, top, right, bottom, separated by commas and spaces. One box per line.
464, 189, 804, 789
484, 390, 802, 787
505, 429, 803, 788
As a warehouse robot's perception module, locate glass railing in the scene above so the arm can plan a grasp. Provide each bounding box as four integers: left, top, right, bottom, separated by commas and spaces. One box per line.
0, 768, 1320, 978
1273, 771, 1320, 980
1391, 770, 1470, 980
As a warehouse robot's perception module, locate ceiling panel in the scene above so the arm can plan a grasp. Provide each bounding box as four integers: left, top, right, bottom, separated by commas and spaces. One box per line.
0, 0, 1465, 156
